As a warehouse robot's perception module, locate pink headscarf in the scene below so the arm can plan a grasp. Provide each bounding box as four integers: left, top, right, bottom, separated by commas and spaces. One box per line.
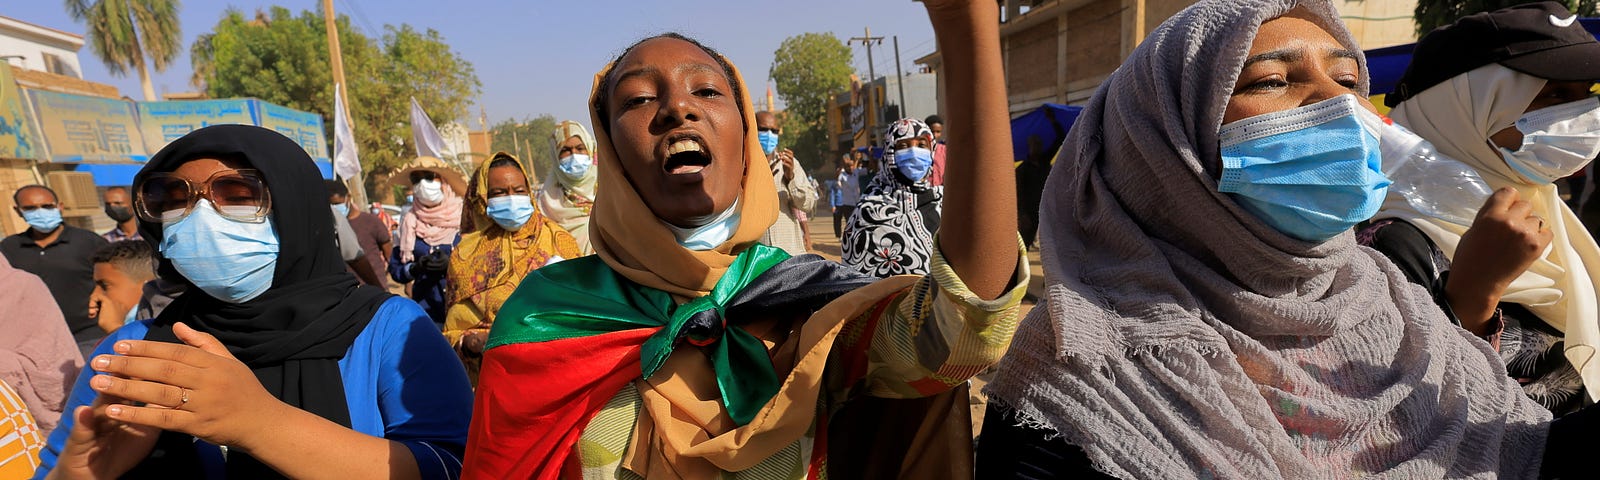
0, 255, 82, 434
399, 182, 465, 262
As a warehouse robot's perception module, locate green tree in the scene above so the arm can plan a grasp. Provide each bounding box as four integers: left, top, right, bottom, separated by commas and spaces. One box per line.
488, 115, 559, 181
190, 6, 481, 197
1416, 0, 1599, 35
769, 33, 853, 172
64, 0, 181, 101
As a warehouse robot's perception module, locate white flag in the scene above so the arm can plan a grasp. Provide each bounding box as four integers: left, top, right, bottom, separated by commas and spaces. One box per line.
410, 97, 451, 161
332, 85, 361, 181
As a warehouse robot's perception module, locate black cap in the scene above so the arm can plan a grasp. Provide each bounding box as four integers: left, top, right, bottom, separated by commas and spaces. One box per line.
1386, 1, 1600, 107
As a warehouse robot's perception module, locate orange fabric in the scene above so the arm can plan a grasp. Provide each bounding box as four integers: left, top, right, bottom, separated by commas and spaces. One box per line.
0, 379, 44, 478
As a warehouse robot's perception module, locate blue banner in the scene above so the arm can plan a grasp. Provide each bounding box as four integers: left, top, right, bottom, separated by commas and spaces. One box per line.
137, 99, 258, 149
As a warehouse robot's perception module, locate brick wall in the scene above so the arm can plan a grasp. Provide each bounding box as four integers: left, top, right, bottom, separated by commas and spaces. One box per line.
1006, 20, 1059, 96
1066, 0, 1124, 85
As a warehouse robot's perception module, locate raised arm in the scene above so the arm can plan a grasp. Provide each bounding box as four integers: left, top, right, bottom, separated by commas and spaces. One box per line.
925, 0, 1017, 300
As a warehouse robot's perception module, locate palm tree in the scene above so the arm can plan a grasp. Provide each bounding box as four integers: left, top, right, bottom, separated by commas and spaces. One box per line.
63, 0, 181, 101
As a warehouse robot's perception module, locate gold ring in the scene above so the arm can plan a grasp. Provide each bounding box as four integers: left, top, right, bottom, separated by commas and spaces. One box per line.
180, 388, 191, 406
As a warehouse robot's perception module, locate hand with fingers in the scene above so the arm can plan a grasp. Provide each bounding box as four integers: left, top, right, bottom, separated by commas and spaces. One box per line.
84, 322, 291, 454
1446, 187, 1555, 334
778, 148, 797, 179
44, 395, 162, 480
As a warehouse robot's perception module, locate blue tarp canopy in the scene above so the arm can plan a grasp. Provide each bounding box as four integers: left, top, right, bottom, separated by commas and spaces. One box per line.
1367, 18, 1600, 97
1010, 103, 1082, 162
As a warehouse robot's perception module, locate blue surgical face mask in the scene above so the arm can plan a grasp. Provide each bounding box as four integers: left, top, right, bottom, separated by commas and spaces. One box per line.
22, 207, 62, 233
758, 131, 780, 155
486, 194, 535, 231
894, 146, 935, 181
557, 154, 593, 183
331, 203, 349, 217
1217, 94, 1391, 242
664, 199, 742, 251
159, 199, 279, 303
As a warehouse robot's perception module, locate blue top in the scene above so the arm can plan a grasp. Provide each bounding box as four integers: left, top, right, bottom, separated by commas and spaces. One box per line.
388, 236, 459, 327
33, 297, 473, 480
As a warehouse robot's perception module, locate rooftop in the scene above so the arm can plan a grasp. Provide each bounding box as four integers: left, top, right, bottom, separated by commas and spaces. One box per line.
0, 15, 85, 49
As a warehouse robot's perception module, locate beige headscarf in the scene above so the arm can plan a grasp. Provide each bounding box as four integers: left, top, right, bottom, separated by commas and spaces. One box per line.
538, 121, 599, 254
1383, 64, 1600, 401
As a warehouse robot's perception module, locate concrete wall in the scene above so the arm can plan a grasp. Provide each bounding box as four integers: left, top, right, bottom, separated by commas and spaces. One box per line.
997, 0, 1206, 113
877, 73, 939, 122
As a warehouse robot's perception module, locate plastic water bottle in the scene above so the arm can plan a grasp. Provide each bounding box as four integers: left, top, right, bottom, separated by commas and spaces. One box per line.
1378, 121, 1493, 227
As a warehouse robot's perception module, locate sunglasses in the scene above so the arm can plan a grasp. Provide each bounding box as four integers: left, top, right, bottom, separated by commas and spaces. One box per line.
757, 127, 779, 133
135, 169, 271, 223
410, 171, 440, 184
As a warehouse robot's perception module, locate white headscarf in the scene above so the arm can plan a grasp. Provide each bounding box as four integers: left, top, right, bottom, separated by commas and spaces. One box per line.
1383, 63, 1600, 402
983, 1, 1550, 478
538, 120, 599, 254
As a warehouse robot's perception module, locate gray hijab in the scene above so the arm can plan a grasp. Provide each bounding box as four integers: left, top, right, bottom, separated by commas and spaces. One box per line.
983, 0, 1550, 478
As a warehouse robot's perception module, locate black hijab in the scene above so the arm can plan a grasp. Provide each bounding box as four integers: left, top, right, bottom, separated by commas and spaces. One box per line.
130, 125, 390, 478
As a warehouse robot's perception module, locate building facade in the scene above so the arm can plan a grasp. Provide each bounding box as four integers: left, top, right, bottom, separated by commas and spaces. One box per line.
824, 72, 939, 160
1338, 0, 1422, 50
916, 0, 1419, 115
0, 15, 83, 79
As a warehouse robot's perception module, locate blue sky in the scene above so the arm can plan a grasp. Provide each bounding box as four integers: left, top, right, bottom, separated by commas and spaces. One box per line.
8, 1, 938, 129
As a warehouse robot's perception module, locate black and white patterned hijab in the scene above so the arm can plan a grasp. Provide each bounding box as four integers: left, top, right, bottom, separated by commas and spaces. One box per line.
840, 118, 942, 278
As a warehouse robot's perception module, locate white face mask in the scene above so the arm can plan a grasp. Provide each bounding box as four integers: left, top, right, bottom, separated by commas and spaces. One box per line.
414, 179, 445, 205
1499, 96, 1600, 185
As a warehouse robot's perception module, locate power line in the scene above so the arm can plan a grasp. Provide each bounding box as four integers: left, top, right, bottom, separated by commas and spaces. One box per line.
336, 0, 381, 39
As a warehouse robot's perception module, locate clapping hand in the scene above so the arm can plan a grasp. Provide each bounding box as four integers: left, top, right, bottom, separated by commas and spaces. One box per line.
87, 323, 291, 453
45, 395, 161, 480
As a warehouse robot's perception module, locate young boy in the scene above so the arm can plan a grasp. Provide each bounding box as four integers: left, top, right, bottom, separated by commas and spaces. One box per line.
87, 240, 156, 333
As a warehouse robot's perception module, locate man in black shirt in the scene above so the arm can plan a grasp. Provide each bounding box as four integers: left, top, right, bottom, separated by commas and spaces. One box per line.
2, 185, 109, 357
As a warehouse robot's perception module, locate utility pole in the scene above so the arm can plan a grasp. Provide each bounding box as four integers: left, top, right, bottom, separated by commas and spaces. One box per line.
322, 0, 367, 205
849, 27, 884, 124
892, 35, 907, 120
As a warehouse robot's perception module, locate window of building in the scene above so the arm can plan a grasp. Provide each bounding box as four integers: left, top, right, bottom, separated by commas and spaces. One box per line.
42, 53, 78, 78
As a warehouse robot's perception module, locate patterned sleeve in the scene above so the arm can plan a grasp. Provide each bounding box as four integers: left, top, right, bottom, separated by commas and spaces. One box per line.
831, 235, 1029, 399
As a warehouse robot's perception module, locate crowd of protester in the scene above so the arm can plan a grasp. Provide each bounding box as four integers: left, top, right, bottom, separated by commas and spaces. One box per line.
10, 0, 1600, 478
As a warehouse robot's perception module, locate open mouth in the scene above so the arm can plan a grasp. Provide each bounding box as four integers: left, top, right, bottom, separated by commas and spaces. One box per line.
663, 134, 712, 175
